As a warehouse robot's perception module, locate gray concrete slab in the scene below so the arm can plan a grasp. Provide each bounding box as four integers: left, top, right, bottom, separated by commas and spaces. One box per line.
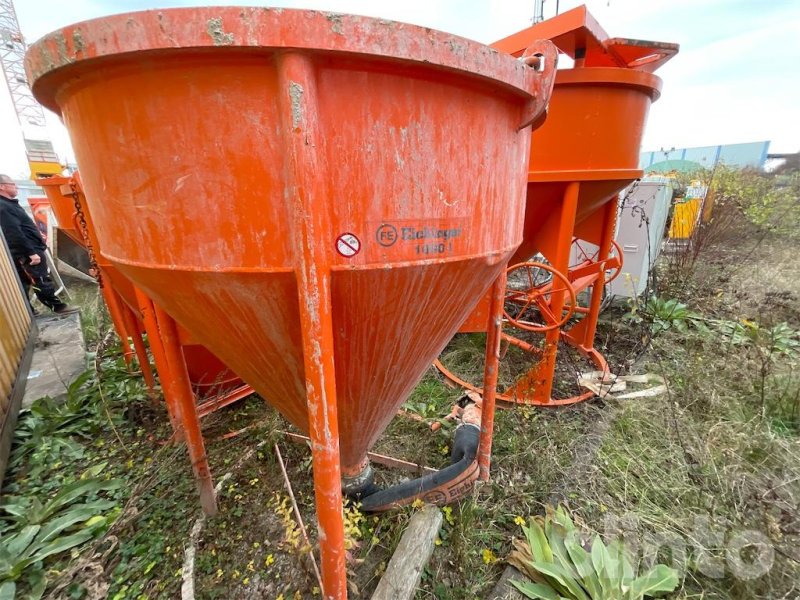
22, 312, 86, 407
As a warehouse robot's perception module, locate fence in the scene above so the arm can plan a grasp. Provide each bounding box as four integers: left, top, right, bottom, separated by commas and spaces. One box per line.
0, 233, 36, 483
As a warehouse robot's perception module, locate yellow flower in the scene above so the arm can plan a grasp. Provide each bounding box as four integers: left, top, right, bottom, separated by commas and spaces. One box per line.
265, 554, 275, 567
231, 569, 241, 579
434, 537, 442, 546
442, 506, 454, 526
215, 569, 223, 579
411, 498, 424, 509
247, 560, 255, 572
514, 516, 526, 527
482, 548, 497, 564
242, 577, 250, 585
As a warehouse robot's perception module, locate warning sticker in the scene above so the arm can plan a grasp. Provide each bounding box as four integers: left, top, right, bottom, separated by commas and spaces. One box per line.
335, 232, 361, 258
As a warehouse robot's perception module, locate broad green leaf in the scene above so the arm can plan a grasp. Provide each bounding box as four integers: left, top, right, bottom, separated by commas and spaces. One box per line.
629, 564, 679, 598
24, 499, 46, 526
608, 539, 636, 587
511, 580, 562, 600
34, 501, 116, 545
591, 535, 616, 597
26, 568, 47, 600
0, 580, 16, 600
0, 498, 30, 519
26, 529, 96, 566
5, 525, 40, 559
40, 478, 122, 520
530, 562, 591, 600
524, 520, 554, 565
546, 525, 580, 581
80, 462, 108, 480
564, 536, 602, 597
66, 370, 92, 400
552, 506, 577, 534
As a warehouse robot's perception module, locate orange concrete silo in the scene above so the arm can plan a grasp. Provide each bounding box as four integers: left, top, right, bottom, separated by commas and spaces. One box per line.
27, 8, 557, 597
437, 5, 677, 405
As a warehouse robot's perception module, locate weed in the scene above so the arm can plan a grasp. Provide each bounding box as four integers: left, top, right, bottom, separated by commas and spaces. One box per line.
509, 505, 679, 599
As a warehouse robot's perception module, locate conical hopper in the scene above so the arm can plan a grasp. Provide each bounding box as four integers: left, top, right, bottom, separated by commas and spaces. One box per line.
28, 9, 556, 594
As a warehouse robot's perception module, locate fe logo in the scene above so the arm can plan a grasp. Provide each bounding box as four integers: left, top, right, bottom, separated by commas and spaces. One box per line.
376, 224, 398, 247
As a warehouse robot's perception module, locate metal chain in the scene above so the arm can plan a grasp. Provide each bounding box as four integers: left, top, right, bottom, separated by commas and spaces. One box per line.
69, 179, 103, 288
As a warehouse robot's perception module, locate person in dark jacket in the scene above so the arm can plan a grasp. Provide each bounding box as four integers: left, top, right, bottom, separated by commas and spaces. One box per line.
0, 174, 77, 315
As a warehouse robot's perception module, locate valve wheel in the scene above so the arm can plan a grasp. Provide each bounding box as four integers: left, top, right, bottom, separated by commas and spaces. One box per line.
571, 238, 624, 283
503, 262, 576, 333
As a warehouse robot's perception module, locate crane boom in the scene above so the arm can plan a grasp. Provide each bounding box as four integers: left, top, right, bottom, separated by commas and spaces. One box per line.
0, 0, 62, 178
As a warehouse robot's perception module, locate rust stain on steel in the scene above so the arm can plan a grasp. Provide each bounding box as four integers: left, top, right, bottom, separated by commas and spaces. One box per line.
53, 32, 69, 63
72, 29, 86, 53
206, 17, 234, 46
288, 81, 304, 129
324, 12, 345, 35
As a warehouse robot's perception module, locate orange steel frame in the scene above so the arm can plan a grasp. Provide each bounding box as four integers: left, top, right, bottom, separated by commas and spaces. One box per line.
436, 6, 676, 406
435, 197, 621, 406
502, 193, 621, 405
277, 54, 508, 595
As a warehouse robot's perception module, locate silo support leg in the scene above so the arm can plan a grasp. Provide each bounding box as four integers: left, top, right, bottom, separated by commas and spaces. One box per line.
134, 288, 184, 440
478, 270, 506, 481
100, 283, 135, 368
153, 305, 216, 516
296, 270, 348, 600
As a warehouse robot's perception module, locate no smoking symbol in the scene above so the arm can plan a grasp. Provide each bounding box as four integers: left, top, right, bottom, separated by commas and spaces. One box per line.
335, 233, 361, 258
376, 224, 398, 247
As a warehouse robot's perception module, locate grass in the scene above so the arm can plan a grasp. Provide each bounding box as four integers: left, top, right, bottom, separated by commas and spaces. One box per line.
3, 195, 800, 598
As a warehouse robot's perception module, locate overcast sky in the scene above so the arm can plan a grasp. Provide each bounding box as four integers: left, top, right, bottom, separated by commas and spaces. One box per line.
2, 0, 798, 177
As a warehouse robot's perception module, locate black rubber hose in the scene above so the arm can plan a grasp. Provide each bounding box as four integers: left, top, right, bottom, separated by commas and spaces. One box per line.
357, 423, 480, 512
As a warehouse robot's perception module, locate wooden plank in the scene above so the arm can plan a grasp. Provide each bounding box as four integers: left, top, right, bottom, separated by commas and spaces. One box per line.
0, 234, 31, 342
0, 235, 33, 473
0, 276, 25, 341
0, 318, 36, 485
371, 505, 443, 600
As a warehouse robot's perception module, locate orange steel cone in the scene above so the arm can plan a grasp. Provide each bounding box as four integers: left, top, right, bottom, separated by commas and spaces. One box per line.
27, 8, 558, 597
